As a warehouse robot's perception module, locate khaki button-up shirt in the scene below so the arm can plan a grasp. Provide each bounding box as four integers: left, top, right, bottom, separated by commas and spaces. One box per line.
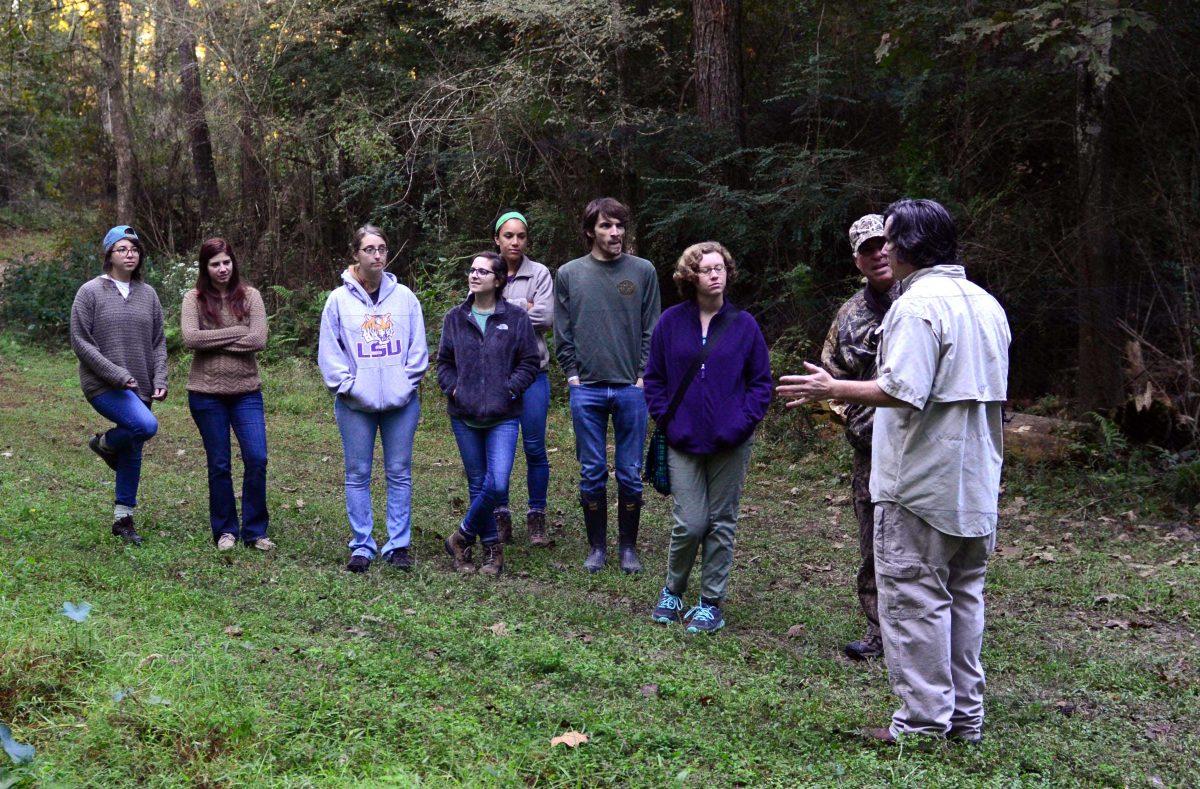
869, 265, 1011, 537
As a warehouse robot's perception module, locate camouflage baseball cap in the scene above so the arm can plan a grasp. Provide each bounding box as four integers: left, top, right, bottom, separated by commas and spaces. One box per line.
848, 214, 885, 254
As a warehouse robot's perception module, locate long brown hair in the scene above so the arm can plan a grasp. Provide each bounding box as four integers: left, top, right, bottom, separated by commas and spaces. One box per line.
194, 238, 249, 328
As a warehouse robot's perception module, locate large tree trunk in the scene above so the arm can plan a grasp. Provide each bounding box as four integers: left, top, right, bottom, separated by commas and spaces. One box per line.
692, 0, 743, 142
171, 0, 220, 223
1075, 1, 1124, 413
97, 0, 135, 221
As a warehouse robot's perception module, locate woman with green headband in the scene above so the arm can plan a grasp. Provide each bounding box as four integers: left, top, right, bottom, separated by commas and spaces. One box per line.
491, 210, 555, 547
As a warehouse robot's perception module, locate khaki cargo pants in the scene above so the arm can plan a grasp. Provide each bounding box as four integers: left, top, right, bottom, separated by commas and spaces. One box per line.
874, 502, 996, 740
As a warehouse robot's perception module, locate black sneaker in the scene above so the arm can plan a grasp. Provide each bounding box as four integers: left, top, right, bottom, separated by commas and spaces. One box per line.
844, 635, 884, 661
89, 434, 118, 471
385, 547, 413, 572
345, 555, 371, 573
111, 515, 143, 545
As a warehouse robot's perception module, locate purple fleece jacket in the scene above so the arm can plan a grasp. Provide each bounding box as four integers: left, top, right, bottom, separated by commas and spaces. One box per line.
643, 300, 773, 455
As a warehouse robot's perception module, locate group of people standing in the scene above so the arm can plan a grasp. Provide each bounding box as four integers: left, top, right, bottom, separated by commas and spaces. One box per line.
70, 196, 1010, 743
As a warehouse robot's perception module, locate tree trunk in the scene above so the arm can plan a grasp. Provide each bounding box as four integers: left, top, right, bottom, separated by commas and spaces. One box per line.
171, 0, 220, 223
97, 0, 135, 221
1075, 1, 1124, 413
692, 0, 743, 142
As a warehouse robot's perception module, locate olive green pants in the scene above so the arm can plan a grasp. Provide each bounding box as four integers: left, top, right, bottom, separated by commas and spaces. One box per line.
663, 440, 753, 602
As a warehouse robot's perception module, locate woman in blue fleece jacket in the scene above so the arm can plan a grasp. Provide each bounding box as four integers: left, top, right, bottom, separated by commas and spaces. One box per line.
318, 225, 429, 574
643, 241, 773, 633
438, 252, 540, 577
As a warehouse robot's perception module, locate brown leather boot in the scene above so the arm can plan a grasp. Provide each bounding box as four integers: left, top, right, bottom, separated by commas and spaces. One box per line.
444, 529, 476, 574
527, 510, 552, 547
480, 541, 504, 576
494, 508, 513, 544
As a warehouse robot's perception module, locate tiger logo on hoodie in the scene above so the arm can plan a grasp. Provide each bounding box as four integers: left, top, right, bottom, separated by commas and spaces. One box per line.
360, 313, 394, 343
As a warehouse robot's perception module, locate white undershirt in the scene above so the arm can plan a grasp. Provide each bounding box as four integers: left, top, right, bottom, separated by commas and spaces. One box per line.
103, 274, 130, 300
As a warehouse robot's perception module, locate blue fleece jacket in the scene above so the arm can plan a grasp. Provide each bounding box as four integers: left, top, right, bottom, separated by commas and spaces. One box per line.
436, 295, 540, 421
318, 269, 428, 412
643, 300, 774, 454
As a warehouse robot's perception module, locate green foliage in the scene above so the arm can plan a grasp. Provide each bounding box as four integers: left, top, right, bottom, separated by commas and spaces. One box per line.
0, 243, 95, 341
261, 285, 329, 364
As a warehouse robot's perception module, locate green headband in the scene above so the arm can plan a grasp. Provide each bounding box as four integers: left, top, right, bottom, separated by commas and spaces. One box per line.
494, 211, 528, 233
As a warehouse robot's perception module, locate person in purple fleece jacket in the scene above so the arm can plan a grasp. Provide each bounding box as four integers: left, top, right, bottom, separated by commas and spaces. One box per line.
643, 241, 773, 633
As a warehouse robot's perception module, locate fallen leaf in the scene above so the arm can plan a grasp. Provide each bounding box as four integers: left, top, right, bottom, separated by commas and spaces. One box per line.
786, 624, 805, 639
403, 608, 417, 615
1093, 593, 1129, 605
345, 627, 369, 637
295, 498, 306, 509
0, 451, 12, 458
145, 695, 171, 706
1053, 700, 1076, 716
360, 615, 383, 623
224, 625, 243, 637
550, 731, 589, 748
111, 688, 133, 702
487, 622, 510, 637
639, 684, 658, 698
138, 653, 163, 669
1103, 619, 1131, 630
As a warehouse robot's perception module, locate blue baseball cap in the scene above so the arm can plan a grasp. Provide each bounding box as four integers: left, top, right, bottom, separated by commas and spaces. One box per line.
102, 225, 139, 255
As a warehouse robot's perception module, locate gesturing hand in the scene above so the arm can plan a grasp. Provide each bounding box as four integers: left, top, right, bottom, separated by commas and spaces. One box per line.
152, 388, 168, 401
775, 362, 834, 408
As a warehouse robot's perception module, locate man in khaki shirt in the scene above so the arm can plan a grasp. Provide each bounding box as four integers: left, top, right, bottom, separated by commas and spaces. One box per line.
778, 198, 1010, 744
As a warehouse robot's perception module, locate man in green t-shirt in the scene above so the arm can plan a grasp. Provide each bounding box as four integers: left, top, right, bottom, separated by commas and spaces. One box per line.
554, 197, 661, 574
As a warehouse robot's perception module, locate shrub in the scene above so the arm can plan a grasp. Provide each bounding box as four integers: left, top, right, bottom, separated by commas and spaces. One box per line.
0, 242, 95, 343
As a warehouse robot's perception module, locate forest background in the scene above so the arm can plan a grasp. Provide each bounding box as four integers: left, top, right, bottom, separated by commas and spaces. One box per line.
1, 0, 1198, 446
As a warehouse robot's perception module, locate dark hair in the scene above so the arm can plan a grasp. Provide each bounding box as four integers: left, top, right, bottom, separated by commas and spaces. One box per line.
471, 251, 507, 297
883, 198, 958, 269
102, 237, 145, 280
673, 241, 737, 299
350, 224, 387, 254
579, 197, 630, 249
194, 238, 249, 328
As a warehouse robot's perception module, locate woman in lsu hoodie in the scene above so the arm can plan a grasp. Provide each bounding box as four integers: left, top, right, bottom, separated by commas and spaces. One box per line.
438, 252, 540, 577
318, 225, 429, 574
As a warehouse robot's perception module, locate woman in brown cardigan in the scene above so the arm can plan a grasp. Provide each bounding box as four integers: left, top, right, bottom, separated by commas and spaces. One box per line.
181, 238, 274, 551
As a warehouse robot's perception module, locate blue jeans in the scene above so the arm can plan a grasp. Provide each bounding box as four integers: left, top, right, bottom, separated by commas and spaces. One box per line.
497, 371, 550, 512
568, 383, 647, 500
450, 417, 520, 543
88, 389, 158, 507
334, 396, 420, 559
188, 391, 269, 544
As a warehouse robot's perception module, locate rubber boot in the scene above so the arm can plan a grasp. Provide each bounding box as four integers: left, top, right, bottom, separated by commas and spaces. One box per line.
494, 507, 513, 545
582, 494, 607, 573
617, 492, 643, 574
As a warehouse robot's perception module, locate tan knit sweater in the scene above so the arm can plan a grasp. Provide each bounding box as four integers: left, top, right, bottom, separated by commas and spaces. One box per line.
181, 286, 268, 394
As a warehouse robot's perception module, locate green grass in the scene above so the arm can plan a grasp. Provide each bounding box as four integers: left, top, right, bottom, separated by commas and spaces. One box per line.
1, 338, 1197, 786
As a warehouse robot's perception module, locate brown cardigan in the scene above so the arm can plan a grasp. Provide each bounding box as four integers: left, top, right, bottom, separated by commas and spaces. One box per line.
181, 286, 268, 394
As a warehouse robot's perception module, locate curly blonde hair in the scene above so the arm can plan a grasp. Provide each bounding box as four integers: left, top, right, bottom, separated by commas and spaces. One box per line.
673, 241, 737, 299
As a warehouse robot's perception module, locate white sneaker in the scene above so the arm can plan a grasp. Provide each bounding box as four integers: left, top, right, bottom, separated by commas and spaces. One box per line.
217, 533, 237, 551
249, 537, 276, 552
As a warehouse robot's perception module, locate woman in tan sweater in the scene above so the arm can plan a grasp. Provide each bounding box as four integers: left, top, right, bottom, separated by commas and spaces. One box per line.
181, 238, 274, 551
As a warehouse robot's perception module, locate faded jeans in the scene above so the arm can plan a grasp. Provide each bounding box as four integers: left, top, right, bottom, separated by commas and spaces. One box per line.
450, 417, 520, 544
568, 383, 647, 500
664, 440, 753, 602
874, 502, 996, 740
334, 396, 420, 559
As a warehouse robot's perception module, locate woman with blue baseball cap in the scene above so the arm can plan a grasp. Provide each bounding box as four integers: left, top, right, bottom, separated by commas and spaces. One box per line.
69, 225, 168, 545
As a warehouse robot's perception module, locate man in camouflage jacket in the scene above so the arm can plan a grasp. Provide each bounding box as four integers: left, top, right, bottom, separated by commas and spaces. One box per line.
820, 213, 900, 661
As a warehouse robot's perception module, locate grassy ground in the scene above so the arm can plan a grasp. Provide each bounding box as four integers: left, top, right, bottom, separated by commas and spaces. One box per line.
0, 338, 1197, 787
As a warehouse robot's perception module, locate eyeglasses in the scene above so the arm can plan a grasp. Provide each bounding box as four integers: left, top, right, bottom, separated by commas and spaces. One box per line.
360, 245, 388, 257
697, 264, 725, 275
468, 267, 495, 278
111, 246, 139, 256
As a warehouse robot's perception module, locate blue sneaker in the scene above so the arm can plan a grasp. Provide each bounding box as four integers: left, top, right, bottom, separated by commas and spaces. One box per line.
651, 587, 685, 624
684, 601, 725, 634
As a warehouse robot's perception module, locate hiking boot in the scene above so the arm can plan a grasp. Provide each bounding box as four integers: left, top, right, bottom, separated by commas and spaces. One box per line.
247, 537, 276, 552
617, 493, 643, 574
385, 546, 413, 571
684, 601, 725, 634
216, 533, 237, 551
111, 515, 143, 546
89, 434, 118, 471
527, 510, 552, 547
345, 554, 371, 573
479, 542, 504, 577
444, 529, 476, 574
844, 631, 884, 661
581, 495, 607, 573
494, 508, 513, 545
651, 587, 685, 624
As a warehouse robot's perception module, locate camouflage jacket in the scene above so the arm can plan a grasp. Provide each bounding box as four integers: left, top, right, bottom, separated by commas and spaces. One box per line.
820, 282, 900, 452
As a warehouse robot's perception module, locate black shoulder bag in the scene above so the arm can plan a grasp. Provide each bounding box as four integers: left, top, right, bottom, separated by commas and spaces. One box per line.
643, 310, 739, 496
